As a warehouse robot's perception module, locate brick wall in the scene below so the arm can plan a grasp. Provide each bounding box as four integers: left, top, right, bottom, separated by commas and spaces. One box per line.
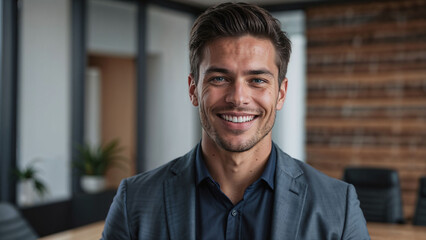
306, 0, 426, 220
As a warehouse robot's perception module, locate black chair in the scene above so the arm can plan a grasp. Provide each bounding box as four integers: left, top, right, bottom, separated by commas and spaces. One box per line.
413, 177, 426, 225
0, 202, 38, 240
343, 167, 404, 223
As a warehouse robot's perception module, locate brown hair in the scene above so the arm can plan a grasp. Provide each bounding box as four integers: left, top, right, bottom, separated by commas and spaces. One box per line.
189, 2, 291, 85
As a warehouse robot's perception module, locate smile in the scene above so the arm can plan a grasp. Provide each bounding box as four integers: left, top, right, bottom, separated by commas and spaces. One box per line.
219, 114, 255, 123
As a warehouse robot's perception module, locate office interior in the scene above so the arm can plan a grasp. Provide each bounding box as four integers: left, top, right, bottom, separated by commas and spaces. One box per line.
0, 0, 425, 238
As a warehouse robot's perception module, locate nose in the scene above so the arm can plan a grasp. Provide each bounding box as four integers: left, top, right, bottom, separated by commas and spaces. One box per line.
225, 80, 250, 107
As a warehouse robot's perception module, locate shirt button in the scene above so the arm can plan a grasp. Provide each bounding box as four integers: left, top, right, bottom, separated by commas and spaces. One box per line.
231, 210, 238, 217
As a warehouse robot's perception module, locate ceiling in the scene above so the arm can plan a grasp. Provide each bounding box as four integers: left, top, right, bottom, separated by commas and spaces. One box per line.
170, 0, 322, 8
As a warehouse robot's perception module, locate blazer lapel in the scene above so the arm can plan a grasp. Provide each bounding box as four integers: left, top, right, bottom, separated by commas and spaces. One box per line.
163, 150, 197, 240
271, 147, 308, 240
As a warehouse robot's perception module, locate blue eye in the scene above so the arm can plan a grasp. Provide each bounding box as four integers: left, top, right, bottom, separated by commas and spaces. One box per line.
213, 77, 225, 82
252, 78, 265, 84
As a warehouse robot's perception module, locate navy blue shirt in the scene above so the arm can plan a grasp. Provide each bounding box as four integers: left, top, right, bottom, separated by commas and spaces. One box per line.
195, 144, 277, 240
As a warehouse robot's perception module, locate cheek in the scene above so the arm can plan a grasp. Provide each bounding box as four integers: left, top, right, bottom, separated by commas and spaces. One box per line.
255, 89, 277, 111
201, 87, 223, 106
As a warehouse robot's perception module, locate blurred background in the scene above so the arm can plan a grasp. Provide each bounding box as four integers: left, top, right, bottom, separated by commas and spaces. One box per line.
0, 0, 425, 238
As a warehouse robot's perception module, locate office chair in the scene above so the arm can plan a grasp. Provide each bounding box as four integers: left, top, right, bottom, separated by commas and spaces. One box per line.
343, 167, 404, 223
413, 177, 426, 226
0, 202, 38, 240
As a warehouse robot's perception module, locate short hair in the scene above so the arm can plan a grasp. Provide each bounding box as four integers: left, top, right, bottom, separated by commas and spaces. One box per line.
189, 2, 291, 85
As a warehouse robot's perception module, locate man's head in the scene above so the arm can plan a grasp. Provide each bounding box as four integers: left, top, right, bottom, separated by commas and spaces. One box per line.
189, 2, 291, 86
188, 3, 291, 153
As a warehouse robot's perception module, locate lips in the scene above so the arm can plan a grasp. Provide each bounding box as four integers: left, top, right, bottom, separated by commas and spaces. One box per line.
219, 114, 256, 123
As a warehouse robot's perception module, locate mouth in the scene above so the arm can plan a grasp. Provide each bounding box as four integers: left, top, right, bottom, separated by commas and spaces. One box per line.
218, 114, 257, 123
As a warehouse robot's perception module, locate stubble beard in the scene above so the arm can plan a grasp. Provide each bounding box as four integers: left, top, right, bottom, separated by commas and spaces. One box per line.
199, 105, 277, 153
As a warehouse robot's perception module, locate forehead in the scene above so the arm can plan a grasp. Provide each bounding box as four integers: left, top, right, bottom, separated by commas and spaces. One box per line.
201, 35, 278, 70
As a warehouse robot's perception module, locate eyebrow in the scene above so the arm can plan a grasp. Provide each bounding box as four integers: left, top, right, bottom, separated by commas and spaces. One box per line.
244, 69, 275, 78
204, 67, 230, 75
204, 67, 275, 78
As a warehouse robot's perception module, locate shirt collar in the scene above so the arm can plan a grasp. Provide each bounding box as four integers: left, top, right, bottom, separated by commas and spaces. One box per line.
195, 142, 276, 190
195, 143, 212, 185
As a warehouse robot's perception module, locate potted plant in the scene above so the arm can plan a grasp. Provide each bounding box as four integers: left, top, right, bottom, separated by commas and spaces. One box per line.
14, 160, 48, 206
74, 139, 126, 193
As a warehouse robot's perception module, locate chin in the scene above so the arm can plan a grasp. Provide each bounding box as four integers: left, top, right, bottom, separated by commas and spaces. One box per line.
216, 137, 258, 153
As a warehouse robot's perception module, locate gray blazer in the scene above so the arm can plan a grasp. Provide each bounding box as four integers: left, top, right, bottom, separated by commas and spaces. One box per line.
102, 144, 370, 240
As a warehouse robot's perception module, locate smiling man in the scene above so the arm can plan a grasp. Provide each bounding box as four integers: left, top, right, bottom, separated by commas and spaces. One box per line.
102, 2, 370, 240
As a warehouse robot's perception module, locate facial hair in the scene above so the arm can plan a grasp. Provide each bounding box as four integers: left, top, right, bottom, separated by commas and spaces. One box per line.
199, 104, 277, 152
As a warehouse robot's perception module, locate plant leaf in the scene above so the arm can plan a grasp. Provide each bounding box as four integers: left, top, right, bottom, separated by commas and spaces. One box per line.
73, 139, 127, 176
34, 179, 48, 196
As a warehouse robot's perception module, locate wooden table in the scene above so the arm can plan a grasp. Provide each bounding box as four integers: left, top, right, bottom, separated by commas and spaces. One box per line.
38, 221, 426, 240
39, 221, 105, 240
368, 222, 426, 240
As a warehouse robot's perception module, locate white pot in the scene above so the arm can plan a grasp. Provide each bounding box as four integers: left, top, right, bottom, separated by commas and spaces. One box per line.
80, 175, 106, 194
18, 179, 37, 206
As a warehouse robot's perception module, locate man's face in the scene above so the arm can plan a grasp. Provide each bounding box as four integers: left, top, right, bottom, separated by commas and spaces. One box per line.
188, 35, 287, 152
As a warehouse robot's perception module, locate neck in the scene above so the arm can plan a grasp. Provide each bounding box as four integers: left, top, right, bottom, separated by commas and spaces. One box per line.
201, 133, 272, 204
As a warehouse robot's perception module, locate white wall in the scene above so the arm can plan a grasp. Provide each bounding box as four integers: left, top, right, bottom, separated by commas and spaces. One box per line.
85, 68, 101, 147
18, 0, 71, 205
145, 5, 198, 170
87, 0, 137, 56
272, 11, 307, 161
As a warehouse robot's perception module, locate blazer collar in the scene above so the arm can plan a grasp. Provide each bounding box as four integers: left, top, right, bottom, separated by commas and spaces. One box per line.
270, 144, 308, 240
164, 147, 197, 240
163, 143, 308, 240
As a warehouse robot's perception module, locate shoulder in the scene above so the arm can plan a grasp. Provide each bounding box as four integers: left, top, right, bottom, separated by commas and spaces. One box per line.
125, 158, 179, 191
275, 146, 354, 216
102, 148, 196, 239
123, 147, 196, 196
111, 147, 196, 226
275, 146, 349, 194
296, 158, 348, 192
275, 146, 369, 238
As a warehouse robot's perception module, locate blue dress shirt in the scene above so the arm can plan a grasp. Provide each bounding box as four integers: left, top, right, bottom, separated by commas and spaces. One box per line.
195, 144, 277, 240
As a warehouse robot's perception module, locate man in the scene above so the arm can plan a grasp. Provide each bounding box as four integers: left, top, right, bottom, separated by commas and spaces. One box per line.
102, 2, 370, 239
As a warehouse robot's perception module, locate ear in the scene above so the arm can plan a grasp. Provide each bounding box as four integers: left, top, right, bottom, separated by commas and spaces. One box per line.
188, 75, 199, 106
276, 78, 288, 110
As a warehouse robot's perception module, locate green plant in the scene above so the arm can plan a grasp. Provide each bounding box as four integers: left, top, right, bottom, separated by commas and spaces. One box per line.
74, 139, 127, 176
14, 160, 48, 197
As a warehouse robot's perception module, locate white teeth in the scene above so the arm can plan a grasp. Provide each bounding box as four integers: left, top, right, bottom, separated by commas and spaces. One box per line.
221, 114, 254, 123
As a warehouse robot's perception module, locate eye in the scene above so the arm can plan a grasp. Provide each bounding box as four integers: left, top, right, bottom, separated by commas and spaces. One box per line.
252, 78, 266, 84
208, 76, 228, 85
211, 76, 225, 82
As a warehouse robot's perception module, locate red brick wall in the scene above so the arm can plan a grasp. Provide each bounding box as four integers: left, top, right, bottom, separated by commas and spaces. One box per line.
306, 0, 426, 220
